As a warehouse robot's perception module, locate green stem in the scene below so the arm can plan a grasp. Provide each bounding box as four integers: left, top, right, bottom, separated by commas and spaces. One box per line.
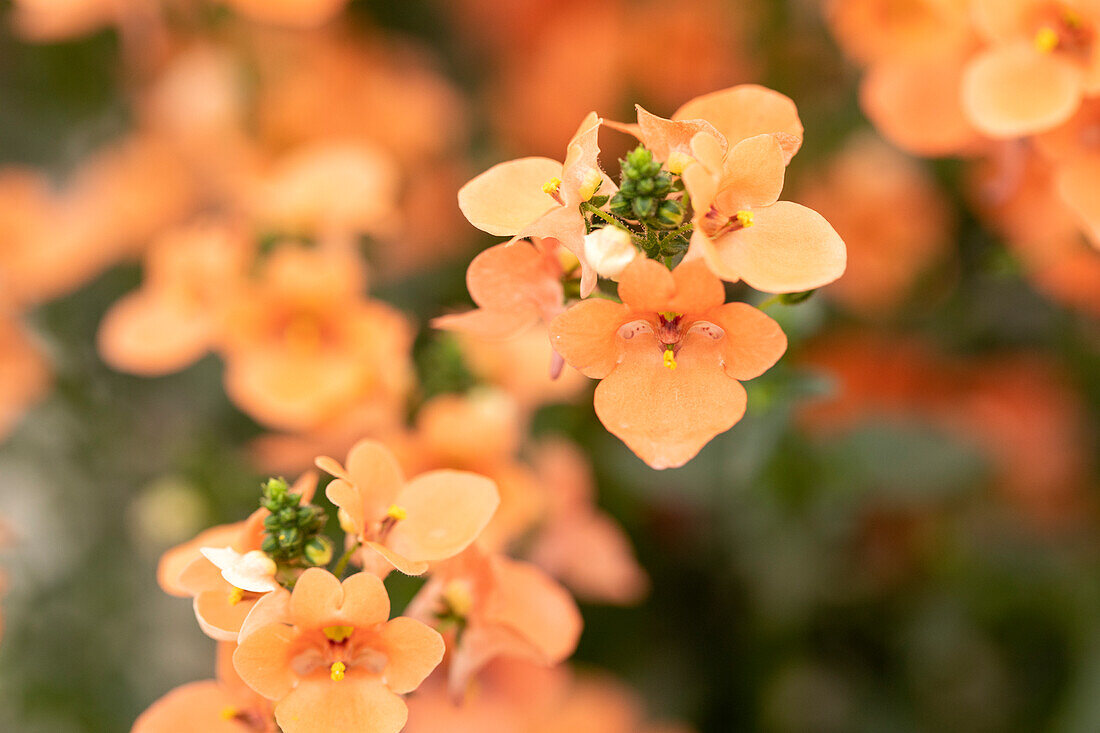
757, 294, 783, 309
581, 202, 625, 229
332, 541, 361, 578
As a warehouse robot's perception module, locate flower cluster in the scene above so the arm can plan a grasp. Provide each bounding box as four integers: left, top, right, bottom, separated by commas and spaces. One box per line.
827, 0, 1100, 316
444, 86, 847, 468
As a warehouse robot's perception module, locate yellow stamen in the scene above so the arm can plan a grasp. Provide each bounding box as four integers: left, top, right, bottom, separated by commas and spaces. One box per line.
228, 587, 244, 606
442, 580, 473, 618
735, 210, 755, 228
541, 177, 562, 195
1035, 26, 1060, 53
220, 707, 238, 721
386, 504, 408, 521
659, 311, 682, 321
330, 661, 346, 681
323, 625, 355, 643
663, 348, 677, 370
666, 150, 694, 175
578, 168, 603, 201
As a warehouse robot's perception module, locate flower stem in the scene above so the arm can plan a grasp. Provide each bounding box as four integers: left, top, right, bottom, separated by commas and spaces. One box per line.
332, 541, 361, 578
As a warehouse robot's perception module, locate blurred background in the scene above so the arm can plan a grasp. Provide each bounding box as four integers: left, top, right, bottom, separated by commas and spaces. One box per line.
0, 0, 1098, 731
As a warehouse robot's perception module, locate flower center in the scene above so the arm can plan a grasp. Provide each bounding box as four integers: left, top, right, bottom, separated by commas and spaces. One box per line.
1033, 7, 1092, 56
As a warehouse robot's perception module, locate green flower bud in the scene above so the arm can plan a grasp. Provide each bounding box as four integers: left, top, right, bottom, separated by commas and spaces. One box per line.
278, 527, 301, 550
304, 536, 335, 566
655, 200, 685, 229
609, 192, 633, 218
636, 178, 655, 195
632, 196, 655, 220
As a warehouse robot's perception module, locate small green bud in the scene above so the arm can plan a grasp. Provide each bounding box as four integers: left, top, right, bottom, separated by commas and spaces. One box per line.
261, 536, 279, 555
278, 527, 301, 550
625, 146, 653, 170
636, 178, 655, 195
653, 173, 672, 196
303, 536, 335, 566
279, 507, 297, 524
654, 200, 685, 229
632, 196, 655, 220
609, 192, 633, 218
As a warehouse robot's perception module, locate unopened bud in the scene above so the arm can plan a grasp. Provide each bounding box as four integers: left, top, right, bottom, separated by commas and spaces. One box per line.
304, 536, 335, 566
655, 200, 685, 229
584, 227, 637, 280
578, 167, 603, 201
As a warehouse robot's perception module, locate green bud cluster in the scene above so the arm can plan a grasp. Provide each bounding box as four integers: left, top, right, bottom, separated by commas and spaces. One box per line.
259, 477, 331, 566
609, 146, 685, 230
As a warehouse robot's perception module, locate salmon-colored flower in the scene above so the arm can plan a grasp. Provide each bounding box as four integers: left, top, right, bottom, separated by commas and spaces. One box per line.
611, 86, 846, 292
797, 135, 954, 314
98, 221, 252, 376
528, 440, 648, 604
162, 473, 316, 641
219, 243, 413, 432
432, 238, 567, 338
963, 0, 1100, 137
406, 545, 582, 698
458, 113, 607, 295
550, 258, 787, 468
233, 568, 444, 733
316, 439, 499, 577
133, 643, 276, 732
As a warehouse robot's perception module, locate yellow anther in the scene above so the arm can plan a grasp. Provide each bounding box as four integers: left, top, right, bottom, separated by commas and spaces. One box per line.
323, 625, 355, 643
663, 348, 677, 370
659, 311, 683, 321
442, 580, 473, 618
541, 177, 562, 195
735, 210, 755, 228
220, 707, 238, 721
666, 150, 694, 175
1035, 26, 1060, 53
330, 661, 346, 681
228, 587, 245, 606
386, 504, 408, 522
578, 167, 603, 201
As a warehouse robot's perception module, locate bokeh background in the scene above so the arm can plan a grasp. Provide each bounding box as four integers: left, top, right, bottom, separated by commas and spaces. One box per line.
1, 0, 1099, 731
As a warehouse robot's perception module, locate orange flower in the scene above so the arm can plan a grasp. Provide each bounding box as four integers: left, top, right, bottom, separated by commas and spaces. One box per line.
233, 568, 444, 733
432, 238, 567, 338
963, 0, 1100, 137
550, 258, 787, 468
0, 314, 50, 443
528, 440, 648, 604
611, 86, 846, 292
406, 545, 582, 698
133, 643, 275, 732
316, 440, 499, 576
796, 134, 954, 314
458, 113, 607, 295
163, 473, 317, 641
219, 243, 413, 432
98, 221, 252, 376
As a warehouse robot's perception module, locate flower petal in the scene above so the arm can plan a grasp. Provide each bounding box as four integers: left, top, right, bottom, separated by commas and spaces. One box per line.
194, 587, 261, 641
634, 105, 725, 163
714, 134, 786, 212
669, 259, 725, 314
376, 617, 445, 694
289, 567, 345, 629
707, 201, 847, 293
617, 257, 676, 313
364, 541, 430, 577
274, 676, 408, 733
705, 302, 788, 380
458, 158, 562, 236
962, 43, 1083, 138
387, 470, 500, 563
1057, 156, 1100, 249
593, 336, 747, 469
674, 84, 803, 163
132, 680, 244, 733
97, 292, 212, 375
484, 556, 583, 664
330, 439, 405, 527
233, 622, 297, 700
336, 569, 391, 627
549, 299, 629, 379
